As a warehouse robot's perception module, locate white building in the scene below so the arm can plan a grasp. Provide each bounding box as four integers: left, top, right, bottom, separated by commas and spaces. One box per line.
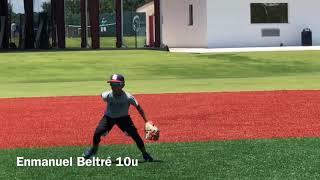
138, 0, 320, 48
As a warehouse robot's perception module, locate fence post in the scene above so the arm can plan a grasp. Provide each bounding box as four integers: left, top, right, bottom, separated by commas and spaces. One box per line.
88, 0, 100, 49
116, 0, 123, 48
56, 0, 65, 48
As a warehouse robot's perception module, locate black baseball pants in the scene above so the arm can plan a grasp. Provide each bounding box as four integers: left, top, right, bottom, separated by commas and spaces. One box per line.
93, 115, 145, 151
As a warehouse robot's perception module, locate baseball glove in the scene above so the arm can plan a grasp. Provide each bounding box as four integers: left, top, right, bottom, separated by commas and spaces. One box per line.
145, 122, 160, 141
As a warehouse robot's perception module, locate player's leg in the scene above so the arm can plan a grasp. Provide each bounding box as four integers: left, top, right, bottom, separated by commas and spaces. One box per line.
83, 116, 115, 159
117, 116, 154, 162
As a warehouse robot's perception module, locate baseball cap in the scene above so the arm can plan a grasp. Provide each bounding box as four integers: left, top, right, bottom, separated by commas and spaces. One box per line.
107, 74, 125, 83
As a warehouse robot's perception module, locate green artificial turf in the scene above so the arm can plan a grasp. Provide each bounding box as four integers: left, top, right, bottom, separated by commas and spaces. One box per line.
66, 36, 146, 48
1, 139, 320, 179
0, 50, 320, 98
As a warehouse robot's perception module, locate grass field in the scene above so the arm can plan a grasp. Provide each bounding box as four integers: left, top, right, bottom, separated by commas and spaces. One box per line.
1, 139, 320, 179
66, 36, 146, 48
0, 50, 320, 98
10, 36, 146, 49
0, 50, 320, 179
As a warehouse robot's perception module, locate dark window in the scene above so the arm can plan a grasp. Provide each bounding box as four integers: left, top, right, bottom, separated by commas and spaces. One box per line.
189, 4, 193, 26
251, 3, 288, 23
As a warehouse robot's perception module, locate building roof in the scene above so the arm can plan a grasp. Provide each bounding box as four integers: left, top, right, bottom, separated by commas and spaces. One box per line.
136, 1, 154, 13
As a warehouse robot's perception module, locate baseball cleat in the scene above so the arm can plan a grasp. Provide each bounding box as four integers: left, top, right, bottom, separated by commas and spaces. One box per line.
143, 152, 153, 162
82, 147, 97, 159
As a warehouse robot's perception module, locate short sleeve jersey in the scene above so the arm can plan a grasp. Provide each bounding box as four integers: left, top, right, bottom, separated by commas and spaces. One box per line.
101, 91, 139, 118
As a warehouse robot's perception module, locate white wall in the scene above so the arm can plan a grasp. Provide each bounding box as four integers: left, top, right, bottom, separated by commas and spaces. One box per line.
161, 0, 207, 48
207, 0, 320, 48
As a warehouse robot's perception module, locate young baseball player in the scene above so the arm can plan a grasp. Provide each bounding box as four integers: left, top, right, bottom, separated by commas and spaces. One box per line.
83, 74, 154, 162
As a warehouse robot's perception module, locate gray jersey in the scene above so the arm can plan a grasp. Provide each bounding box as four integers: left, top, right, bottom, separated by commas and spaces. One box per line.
101, 91, 139, 118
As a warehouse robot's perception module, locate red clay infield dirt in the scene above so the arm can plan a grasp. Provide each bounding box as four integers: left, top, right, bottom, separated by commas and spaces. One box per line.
0, 90, 320, 149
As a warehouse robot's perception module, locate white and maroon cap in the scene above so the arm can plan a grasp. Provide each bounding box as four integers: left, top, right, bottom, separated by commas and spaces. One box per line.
107, 74, 125, 83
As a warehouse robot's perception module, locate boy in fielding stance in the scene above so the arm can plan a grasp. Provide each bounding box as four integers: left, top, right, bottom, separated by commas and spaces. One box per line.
83, 74, 154, 162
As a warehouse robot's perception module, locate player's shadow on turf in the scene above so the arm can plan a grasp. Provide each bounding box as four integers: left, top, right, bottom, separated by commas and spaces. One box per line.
139, 160, 164, 164
111, 160, 164, 164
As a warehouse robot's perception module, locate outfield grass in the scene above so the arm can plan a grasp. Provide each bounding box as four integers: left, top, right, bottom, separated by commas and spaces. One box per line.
0, 50, 320, 98
1, 139, 320, 179
66, 36, 146, 48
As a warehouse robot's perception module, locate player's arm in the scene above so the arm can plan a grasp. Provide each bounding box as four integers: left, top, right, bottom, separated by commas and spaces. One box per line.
101, 95, 108, 102
129, 94, 148, 123
101, 92, 110, 102
136, 105, 148, 123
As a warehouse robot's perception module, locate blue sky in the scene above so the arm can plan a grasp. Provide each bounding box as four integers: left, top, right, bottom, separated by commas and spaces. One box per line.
9, 0, 50, 13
